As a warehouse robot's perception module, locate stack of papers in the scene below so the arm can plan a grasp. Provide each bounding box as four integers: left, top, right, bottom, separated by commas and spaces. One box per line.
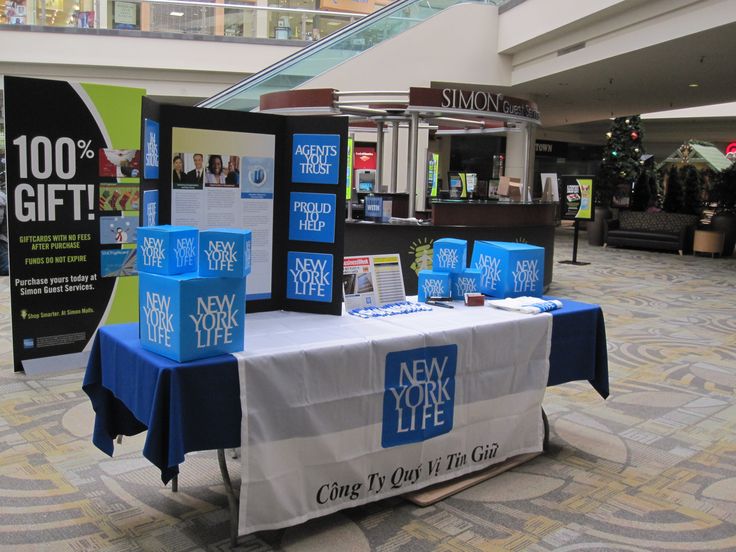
487, 297, 563, 314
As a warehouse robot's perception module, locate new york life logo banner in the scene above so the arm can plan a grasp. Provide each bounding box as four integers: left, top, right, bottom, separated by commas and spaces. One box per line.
291, 134, 341, 184
143, 119, 159, 179
382, 345, 457, 448
286, 251, 333, 303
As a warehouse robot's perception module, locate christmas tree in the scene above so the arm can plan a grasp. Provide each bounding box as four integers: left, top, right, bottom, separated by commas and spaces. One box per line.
599, 115, 646, 207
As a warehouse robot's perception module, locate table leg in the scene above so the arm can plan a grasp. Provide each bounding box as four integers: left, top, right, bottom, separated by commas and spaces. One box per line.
217, 448, 239, 547
171, 474, 178, 493
542, 408, 549, 451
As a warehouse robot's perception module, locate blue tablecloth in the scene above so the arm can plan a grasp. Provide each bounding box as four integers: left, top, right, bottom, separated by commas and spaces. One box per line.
83, 298, 608, 484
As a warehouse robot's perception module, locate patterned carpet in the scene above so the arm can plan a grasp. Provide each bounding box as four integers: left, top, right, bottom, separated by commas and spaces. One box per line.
1, 227, 735, 551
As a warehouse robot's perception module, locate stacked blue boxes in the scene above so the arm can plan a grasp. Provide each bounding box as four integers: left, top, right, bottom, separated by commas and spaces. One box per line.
418, 238, 482, 302
138, 225, 251, 362
470, 241, 545, 298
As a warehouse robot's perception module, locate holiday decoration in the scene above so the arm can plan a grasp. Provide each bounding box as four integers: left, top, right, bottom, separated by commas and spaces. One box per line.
598, 115, 646, 207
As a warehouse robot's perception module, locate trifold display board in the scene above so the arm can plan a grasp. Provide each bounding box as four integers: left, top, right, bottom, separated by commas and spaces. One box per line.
141, 99, 347, 315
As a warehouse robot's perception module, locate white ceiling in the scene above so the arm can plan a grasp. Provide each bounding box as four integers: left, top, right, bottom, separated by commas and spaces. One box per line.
505, 21, 736, 152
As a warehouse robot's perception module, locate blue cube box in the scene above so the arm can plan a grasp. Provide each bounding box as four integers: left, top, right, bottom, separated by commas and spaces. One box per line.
451, 268, 482, 300
139, 272, 245, 362
471, 241, 545, 298
137, 225, 198, 275
418, 270, 451, 302
199, 228, 252, 279
433, 238, 467, 273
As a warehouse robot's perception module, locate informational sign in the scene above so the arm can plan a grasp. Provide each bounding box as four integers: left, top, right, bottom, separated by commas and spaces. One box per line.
353, 146, 376, 170
113, 0, 137, 28
4, 76, 144, 372
559, 176, 594, 221
428, 152, 439, 197
575, 178, 594, 220
144, 101, 347, 316
342, 253, 405, 309
170, 128, 276, 301
346, 137, 354, 201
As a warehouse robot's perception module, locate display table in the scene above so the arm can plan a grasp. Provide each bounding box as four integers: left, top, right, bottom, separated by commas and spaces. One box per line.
84, 300, 608, 540
693, 229, 725, 257
84, 298, 607, 486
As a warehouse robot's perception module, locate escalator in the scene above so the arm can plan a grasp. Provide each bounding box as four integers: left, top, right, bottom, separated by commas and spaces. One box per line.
200, 0, 507, 112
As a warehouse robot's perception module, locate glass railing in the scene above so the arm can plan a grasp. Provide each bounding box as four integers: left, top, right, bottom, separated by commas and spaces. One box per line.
201, 0, 508, 111
0, 0, 377, 41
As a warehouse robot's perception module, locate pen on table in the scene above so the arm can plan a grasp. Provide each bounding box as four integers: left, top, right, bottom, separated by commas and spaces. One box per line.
426, 300, 454, 308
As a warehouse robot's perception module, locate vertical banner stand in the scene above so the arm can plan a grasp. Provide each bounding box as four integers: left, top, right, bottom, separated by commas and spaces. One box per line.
558, 220, 590, 266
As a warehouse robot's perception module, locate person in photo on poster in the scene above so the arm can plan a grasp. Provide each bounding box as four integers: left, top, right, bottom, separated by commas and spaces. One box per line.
226, 155, 240, 185
205, 154, 226, 186
185, 153, 205, 184
172, 155, 185, 184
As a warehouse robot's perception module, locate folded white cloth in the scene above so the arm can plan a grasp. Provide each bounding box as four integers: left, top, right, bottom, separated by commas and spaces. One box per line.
487, 296, 563, 314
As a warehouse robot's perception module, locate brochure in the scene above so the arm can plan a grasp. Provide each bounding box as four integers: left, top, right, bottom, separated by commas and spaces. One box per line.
343, 254, 406, 310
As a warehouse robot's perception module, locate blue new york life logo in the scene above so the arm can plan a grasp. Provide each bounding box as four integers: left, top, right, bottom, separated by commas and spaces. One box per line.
475, 253, 502, 290
143, 190, 159, 227
143, 119, 159, 179
288, 192, 336, 243
382, 345, 457, 448
286, 251, 333, 303
291, 134, 340, 184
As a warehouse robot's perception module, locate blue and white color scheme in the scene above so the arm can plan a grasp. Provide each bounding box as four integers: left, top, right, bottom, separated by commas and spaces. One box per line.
288, 192, 336, 243
382, 344, 457, 448
433, 238, 467, 273
364, 195, 383, 220
198, 228, 252, 278
241, 156, 275, 199
286, 251, 333, 303
142, 189, 159, 227
139, 272, 245, 362
417, 270, 451, 302
137, 225, 198, 275
233, 306, 552, 535
451, 268, 482, 300
143, 119, 159, 179
471, 241, 545, 298
291, 134, 341, 184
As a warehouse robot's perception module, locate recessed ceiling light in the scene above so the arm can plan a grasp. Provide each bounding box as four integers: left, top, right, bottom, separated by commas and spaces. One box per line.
170, 11, 184, 16
688, 83, 699, 87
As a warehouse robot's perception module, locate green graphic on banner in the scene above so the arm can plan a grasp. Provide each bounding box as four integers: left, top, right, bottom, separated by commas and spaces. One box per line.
429, 153, 439, 197
81, 83, 145, 325
346, 137, 354, 201
575, 178, 594, 221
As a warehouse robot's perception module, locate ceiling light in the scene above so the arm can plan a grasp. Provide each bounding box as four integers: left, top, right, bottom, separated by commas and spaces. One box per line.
688, 83, 699, 88
170, 10, 184, 16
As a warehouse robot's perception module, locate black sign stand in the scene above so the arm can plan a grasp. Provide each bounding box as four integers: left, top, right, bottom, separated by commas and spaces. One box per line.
558, 220, 590, 266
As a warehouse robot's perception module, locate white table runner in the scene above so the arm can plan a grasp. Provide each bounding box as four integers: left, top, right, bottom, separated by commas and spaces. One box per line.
234, 305, 552, 535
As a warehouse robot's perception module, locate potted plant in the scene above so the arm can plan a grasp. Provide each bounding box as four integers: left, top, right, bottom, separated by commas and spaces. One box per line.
711, 162, 736, 256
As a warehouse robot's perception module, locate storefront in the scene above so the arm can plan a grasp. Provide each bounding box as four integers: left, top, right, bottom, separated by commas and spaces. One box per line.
259, 84, 556, 292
